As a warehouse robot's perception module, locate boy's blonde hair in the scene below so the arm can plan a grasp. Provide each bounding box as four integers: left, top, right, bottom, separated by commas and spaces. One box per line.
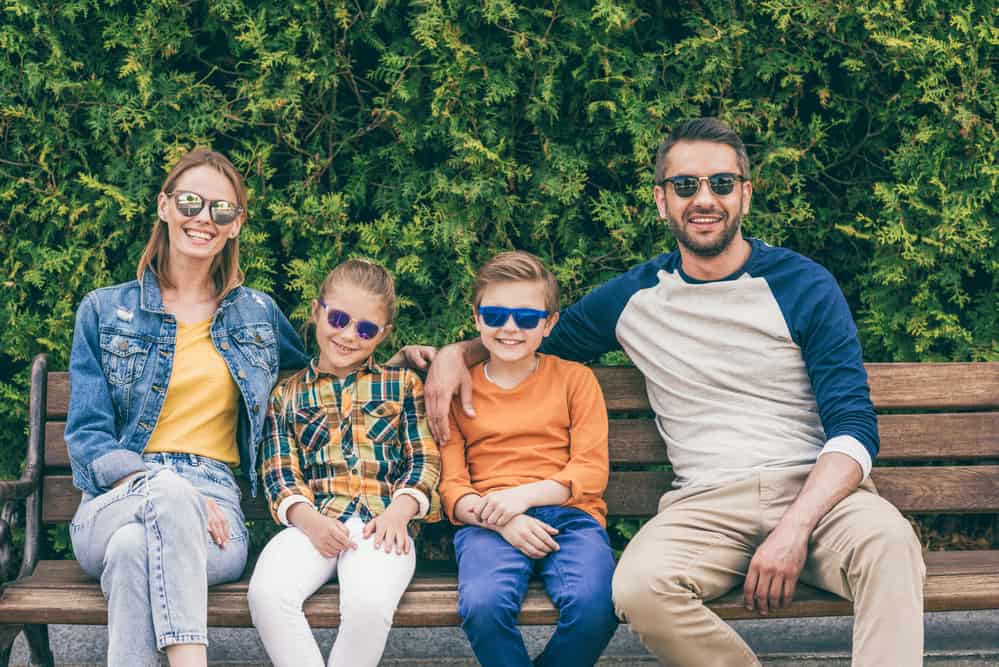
473, 251, 559, 313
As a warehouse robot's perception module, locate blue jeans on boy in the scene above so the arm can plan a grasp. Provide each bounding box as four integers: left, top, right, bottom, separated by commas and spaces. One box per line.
70, 453, 248, 667
454, 505, 618, 667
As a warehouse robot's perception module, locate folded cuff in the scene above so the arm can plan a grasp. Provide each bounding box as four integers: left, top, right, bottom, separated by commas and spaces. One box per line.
277, 494, 313, 526
90, 449, 146, 492
393, 488, 430, 518
818, 435, 872, 481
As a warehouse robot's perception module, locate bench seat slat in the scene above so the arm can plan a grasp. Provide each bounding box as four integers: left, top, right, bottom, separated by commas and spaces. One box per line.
44, 363, 999, 418
43, 412, 999, 469
4, 552, 997, 626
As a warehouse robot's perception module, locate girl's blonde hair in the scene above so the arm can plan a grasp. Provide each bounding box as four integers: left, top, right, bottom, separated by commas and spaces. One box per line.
281, 258, 397, 415
318, 258, 398, 325
137, 147, 248, 296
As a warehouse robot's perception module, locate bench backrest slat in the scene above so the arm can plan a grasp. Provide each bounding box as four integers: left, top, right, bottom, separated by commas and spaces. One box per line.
42, 412, 999, 469
40, 363, 999, 523
43, 363, 999, 418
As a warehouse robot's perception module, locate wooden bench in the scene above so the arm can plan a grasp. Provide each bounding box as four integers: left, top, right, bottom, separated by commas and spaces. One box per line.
0, 354, 997, 665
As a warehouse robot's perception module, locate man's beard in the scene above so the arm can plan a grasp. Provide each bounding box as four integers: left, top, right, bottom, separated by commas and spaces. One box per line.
667, 210, 743, 258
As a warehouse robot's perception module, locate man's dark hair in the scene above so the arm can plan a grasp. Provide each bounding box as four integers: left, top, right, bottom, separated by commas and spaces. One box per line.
654, 118, 750, 183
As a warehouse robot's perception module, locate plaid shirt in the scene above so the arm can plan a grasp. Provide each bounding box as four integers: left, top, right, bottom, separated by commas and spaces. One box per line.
261, 357, 441, 525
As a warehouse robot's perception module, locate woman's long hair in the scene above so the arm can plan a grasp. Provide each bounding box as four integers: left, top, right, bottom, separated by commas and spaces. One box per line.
136, 148, 248, 297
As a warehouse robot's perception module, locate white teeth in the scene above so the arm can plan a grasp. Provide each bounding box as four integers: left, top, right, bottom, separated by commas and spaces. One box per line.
186, 229, 213, 240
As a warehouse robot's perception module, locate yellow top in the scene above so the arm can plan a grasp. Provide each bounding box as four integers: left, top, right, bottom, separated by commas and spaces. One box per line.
145, 318, 240, 465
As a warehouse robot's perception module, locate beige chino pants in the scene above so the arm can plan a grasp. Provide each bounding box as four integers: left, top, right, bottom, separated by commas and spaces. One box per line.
612, 467, 926, 667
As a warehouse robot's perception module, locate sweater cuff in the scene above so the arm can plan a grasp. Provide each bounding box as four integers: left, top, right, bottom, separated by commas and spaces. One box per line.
277, 494, 313, 527
818, 435, 872, 481
392, 488, 430, 519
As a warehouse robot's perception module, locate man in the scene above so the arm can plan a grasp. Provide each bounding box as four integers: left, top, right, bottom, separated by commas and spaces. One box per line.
425, 118, 925, 666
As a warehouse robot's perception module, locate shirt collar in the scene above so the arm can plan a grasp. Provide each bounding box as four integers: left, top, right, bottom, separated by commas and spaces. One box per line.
304, 356, 382, 383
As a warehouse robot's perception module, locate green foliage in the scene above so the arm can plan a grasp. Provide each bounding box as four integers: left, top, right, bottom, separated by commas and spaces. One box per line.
2, 1, 996, 556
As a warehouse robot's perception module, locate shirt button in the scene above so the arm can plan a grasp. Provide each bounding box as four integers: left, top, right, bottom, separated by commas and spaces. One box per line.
238, 369, 247, 380
220, 341, 230, 351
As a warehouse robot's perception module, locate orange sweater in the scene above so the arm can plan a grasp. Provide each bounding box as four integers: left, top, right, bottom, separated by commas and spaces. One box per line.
440, 354, 610, 527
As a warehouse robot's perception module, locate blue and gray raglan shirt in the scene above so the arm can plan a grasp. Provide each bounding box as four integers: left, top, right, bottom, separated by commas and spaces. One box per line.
540, 238, 878, 489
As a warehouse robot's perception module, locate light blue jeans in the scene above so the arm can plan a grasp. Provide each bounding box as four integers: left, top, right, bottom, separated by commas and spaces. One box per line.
70, 453, 248, 667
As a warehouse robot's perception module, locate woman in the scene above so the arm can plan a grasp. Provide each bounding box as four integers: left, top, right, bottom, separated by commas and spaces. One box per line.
65, 148, 428, 666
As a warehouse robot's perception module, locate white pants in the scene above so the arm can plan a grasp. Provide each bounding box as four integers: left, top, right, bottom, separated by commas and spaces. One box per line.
248, 517, 416, 667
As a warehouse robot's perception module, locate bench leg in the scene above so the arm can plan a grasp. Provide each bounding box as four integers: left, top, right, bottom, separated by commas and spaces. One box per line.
0, 624, 21, 667
23, 625, 52, 667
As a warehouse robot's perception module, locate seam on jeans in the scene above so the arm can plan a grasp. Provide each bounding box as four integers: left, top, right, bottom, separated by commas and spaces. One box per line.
145, 482, 173, 636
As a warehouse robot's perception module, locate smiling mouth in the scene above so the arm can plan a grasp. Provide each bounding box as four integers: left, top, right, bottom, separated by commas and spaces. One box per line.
330, 340, 358, 354
687, 214, 724, 225
184, 228, 216, 241
496, 338, 524, 345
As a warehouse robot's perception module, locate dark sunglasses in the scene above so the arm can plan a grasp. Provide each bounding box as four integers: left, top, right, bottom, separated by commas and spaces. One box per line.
167, 191, 243, 225
318, 299, 386, 340
656, 173, 746, 198
478, 306, 549, 330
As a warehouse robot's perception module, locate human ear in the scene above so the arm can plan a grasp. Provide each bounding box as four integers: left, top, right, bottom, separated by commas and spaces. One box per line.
542, 310, 559, 337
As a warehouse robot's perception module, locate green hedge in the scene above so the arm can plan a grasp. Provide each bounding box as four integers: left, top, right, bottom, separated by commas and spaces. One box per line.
2, 1, 996, 551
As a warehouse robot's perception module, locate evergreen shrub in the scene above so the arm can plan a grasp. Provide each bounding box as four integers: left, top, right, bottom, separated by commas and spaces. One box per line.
2, 1, 996, 555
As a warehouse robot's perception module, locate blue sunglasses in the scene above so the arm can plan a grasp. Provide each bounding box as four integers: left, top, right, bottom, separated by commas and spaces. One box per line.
478, 306, 549, 330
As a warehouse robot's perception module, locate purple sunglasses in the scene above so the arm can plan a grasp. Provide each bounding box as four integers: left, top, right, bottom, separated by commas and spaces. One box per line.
318, 299, 386, 340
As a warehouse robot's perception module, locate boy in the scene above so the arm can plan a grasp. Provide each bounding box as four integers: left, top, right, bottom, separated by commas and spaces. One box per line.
439, 251, 618, 667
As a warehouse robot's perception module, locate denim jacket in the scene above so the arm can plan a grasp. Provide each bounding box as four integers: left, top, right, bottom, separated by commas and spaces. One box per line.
65, 269, 310, 497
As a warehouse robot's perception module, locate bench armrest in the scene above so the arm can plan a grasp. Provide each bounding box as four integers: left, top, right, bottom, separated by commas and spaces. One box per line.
0, 463, 42, 500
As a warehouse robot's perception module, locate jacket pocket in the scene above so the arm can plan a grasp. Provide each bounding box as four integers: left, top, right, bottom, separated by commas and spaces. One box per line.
230, 324, 278, 371
99, 332, 152, 386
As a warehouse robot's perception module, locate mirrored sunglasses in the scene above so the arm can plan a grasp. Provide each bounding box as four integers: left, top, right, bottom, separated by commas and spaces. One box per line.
478, 306, 549, 330
167, 191, 243, 225
656, 173, 746, 198
318, 299, 385, 340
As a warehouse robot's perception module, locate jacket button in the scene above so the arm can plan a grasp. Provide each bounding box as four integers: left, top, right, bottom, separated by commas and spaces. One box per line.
254, 334, 263, 343
118, 340, 128, 352
252, 404, 259, 414
238, 369, 247, 380
220, 341, 230, 351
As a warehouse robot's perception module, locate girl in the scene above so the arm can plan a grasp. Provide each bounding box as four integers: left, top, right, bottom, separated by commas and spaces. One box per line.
66, 148, 311, 667
248, 259, 441, 667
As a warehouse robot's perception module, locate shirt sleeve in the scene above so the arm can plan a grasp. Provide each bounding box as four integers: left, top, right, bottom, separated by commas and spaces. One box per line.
548, 366, 610, 503
540, 257, 665, 362
393, 370, 442, 521
786, 266, 879, 478
64, 293, 146, 495
260, 382, 316, 525
438, 407, 479, 525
